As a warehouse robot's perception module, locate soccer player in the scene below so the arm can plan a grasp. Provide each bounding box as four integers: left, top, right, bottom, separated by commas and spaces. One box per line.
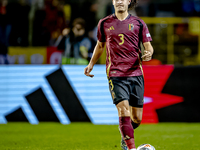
84, 0, 153, 150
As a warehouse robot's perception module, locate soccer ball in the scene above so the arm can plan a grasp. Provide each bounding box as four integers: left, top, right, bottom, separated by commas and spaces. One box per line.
137, 144, 155, 150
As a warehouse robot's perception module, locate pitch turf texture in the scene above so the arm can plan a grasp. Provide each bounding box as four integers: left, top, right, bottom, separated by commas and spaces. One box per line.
0, 123, 199, 150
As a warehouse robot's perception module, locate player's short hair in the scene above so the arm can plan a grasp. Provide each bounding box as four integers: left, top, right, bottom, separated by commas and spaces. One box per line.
128, 0, 139, 9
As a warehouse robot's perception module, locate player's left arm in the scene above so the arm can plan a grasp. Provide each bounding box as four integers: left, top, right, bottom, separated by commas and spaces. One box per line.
141, 42, 154, 61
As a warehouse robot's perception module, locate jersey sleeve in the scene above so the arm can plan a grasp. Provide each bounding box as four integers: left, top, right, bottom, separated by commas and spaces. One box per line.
141, 20, 152, 43
97, 19, 106, 42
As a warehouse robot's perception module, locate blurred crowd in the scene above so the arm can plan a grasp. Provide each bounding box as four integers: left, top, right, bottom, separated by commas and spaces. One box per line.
0, 0, 200, 64
0, 0, 99, 64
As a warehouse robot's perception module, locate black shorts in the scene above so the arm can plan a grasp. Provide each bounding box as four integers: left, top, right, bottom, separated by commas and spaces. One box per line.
108, 76, 144, 108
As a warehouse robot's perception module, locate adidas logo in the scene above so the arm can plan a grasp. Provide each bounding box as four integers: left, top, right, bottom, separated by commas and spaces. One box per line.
108, 26, 115, 31
124, 135, 131, 140
5, 68, 91, 123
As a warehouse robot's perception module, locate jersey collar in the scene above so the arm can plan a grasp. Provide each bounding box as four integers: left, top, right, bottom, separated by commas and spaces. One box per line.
113, 13, 131, 21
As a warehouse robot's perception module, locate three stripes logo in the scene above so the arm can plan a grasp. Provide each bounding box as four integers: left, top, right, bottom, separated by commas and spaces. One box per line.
5, 68, 91, 123
108, 26, 115, 31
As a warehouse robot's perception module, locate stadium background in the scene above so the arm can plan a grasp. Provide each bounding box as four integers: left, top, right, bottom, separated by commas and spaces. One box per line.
0, 0, 200, 149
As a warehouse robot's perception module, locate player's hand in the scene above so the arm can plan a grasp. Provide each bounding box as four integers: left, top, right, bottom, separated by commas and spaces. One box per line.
141, 50, 152, 61
84, 64, 94, 78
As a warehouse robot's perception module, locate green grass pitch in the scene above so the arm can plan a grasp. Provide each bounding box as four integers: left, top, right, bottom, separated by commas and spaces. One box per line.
0, 122, 200, 150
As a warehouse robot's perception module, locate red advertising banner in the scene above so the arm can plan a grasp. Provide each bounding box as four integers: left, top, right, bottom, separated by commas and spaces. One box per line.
47, 47, 64, 64
142, 65, 183, 123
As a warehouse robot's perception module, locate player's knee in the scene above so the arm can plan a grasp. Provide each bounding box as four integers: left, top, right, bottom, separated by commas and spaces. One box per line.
116, 101, 130, 117
117, 106, 130, 117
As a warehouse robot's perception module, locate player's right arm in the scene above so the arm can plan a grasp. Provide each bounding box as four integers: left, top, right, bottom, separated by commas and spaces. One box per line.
84, 40, 106, 78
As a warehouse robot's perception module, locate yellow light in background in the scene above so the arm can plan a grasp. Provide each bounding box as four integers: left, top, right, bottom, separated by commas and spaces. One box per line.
8, 47, 47, 64
189, 17, 200, 35
63, 4, 71, 22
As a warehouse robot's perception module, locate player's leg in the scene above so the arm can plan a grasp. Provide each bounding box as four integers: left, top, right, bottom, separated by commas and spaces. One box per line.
108, 77, 136, 150
116, 100, 136, 150
119, 106, 142, 150
129, 75, 144, 129
129, 106, 143, 129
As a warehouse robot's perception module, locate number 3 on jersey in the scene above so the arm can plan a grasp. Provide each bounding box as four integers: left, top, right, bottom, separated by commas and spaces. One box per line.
118, 34, 124, 45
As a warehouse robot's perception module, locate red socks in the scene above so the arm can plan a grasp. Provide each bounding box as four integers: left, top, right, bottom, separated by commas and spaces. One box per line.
119, 117, 136, 149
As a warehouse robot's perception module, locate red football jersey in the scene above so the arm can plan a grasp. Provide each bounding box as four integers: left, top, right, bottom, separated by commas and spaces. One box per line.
97, 14, 152, 77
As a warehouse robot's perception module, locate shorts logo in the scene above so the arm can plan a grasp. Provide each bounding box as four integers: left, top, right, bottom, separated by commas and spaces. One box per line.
129, 24, 134, 31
